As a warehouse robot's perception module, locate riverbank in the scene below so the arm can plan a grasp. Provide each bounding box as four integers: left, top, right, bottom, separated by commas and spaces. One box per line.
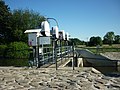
0, 67, 120, 90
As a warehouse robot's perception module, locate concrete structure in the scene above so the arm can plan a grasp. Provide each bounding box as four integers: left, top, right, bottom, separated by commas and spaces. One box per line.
117, 61, 120, 72
77, 58, 83, 67
76, 49, 117, 67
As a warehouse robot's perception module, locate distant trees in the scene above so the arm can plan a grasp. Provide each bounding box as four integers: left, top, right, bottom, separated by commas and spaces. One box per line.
87, 31, 120, 46
103, 31, 115, 45
69, 31, 120, 47
114, 35, 120, 44
69, 38, 85, 45
88, 36, 102, 46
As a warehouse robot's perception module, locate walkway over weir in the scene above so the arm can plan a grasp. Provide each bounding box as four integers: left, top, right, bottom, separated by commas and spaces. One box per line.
29, 46, 120, 73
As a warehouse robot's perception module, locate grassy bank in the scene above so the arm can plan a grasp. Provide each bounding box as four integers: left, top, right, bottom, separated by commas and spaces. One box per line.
76, 44, 120, 53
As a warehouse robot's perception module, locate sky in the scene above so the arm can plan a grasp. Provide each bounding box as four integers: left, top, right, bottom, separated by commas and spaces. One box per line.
4, 0, 120, 41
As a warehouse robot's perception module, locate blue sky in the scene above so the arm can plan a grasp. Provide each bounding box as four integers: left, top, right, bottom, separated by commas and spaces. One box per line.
4, 0, 120, 41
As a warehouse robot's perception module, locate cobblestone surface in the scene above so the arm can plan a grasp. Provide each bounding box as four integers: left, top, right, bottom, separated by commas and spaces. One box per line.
0, 67, 120, 90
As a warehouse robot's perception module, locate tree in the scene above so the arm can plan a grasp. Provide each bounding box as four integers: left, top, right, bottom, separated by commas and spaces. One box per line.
88, 36, 102, 46
11, 9, 45, 42
69, 38, 84, 45
114, 35, 120, 44
0, 0, 12, 44
95, 36, 103, 46
103, 31, 115, 45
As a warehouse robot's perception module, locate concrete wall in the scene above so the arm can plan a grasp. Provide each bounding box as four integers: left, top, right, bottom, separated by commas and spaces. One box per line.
117, 61, 120, 72
76, 49, 117, 67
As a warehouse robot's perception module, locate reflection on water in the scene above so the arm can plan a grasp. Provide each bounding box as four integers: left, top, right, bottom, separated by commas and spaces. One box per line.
0, 58, 28, 67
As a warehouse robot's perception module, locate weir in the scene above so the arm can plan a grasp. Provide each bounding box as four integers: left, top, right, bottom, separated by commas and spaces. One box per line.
76, 49, 120, 74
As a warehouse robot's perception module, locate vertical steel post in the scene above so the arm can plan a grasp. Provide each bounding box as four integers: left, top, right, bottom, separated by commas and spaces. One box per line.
72, 43, 75, 70
33, 46, 36, 66
55, 40, 57, 70
42, 44, 44, 64
37, 37, 40, 68
35, 46, 38, 67
52, 40, 55, 63
60, 40, 62, 63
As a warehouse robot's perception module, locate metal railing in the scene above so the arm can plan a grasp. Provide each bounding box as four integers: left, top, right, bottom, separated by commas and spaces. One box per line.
29, 46, 73, 67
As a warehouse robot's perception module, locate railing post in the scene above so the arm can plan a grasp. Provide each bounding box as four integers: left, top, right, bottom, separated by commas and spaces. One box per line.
33, 46, 36, 66
60, 40, 62, 63
52, 40, 55, 63
55, 40, 58, 70
72, 43, 75, 70
37, 37, 40, 68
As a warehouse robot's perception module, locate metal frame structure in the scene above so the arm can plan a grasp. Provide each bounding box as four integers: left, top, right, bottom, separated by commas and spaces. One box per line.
25, 17, 75, 70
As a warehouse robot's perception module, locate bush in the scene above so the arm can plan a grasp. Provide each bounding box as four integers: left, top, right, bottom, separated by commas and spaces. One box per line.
6, 42, 29, 58
0, 45, 7, 58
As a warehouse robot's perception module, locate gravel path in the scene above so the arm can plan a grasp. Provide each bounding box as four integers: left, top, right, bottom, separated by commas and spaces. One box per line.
0, 67, 120, 90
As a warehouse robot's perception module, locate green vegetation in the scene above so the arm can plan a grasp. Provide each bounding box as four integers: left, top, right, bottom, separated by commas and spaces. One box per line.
0, 0, 45, 44
0, 1, 45, 66
0, 0, 12, 44
6, 42, 29, 58
0, 0, 45, 61
0, 59, 29, 67
114, 35, 120, 44
103, 31, 115, 46
77, 44, 120, 54
69, 31, 120, 47
86, 47, 120, 54
0, 45, 7, 58
69, 38, 85, 46
87, 31, 120, 47
0, 1, 120, 66
11, 9, 45, 43
0, 42, 29, 66
88, 36, 102, 46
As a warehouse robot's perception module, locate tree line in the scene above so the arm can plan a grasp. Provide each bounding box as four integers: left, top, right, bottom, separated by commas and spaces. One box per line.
70, 31, 120, 46
0, 0, 45, 44
0, 0, 120, 46
88, 31, 120, 46
0, 0, 46, 59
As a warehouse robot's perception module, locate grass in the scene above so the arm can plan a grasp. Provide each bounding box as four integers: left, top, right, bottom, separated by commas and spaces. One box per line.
76, 44, 120, 54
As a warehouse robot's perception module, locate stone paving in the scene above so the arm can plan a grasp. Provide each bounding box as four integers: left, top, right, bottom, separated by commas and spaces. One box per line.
0, 67, 120, 90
